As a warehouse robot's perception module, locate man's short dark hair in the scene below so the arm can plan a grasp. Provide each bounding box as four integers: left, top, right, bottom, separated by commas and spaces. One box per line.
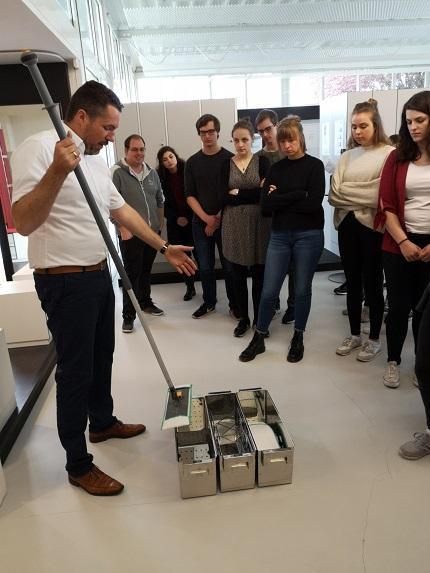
196, 114, 220, 134
255, 109, 278, 128
124, 134, 145, 149
65, 80, 123, 122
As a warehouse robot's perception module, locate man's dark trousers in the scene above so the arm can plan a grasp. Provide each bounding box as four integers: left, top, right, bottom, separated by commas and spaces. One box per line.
119, 235, 158, 318
34, 267, 117, 476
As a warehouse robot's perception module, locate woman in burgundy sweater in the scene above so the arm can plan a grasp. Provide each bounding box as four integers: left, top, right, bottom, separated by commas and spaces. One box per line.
157, 146, 196, 301
377, 91, 430, 391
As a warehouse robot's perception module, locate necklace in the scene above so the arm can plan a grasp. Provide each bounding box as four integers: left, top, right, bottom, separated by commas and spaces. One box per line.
234, 155, 252, 173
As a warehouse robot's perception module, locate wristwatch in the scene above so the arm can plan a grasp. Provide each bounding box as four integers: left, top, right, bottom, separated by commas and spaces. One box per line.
159, 241, 170, 255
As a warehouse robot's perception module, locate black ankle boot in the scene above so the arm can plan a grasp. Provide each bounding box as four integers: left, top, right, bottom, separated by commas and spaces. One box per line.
234, 318, 250, 337
287, 330, 304, 363
183, 284, 196, 301
239, 331, 265, 362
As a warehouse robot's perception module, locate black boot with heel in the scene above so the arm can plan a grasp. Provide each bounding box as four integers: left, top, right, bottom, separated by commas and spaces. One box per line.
287, 330, 304, 363
239, 331, 265, 362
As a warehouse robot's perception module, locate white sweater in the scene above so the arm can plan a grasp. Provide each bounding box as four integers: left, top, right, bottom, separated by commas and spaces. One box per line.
329, 144, 393, 230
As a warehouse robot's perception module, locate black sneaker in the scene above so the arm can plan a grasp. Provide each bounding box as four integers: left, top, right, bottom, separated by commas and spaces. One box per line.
192, 303, 215, 319
143, 304, 164, 316
333, 282, 347, 295
282, 307, 295, 325
122, 319, 134, 333
287, 331, 304, 363
234, 318, 250, 338
229, 307, 241, 320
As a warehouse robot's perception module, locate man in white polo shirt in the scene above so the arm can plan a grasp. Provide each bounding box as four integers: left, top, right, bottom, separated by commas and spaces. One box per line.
11, 81, 195, 496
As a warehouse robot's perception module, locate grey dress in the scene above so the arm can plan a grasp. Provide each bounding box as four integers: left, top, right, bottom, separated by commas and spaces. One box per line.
222, 154, 271, 266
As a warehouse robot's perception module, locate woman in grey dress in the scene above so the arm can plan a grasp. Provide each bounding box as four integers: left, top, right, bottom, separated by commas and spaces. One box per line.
222, 118, 270, 337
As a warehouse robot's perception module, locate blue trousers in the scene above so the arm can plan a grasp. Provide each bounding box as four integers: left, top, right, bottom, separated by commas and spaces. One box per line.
192, 221, 236, 309
256, 229, 324, 333
34, 267, 117, 476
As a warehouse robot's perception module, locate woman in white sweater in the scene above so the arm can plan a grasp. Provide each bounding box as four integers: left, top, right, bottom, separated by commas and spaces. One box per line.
329, 99, 393, 361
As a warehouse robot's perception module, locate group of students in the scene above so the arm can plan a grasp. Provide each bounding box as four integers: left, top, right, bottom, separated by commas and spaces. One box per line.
330, 92, 430, 461
118, 93, 430, 462
115, 110, 324, 365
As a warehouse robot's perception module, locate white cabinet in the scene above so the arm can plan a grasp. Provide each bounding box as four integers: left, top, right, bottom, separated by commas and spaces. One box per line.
113, 102, 139, 163
138, 102, 167, 168
113, 99, 237, 167
373, 90, 398, 137
0, 281, 50, 347
165, 100, 201, 161
396, 88, 421, 133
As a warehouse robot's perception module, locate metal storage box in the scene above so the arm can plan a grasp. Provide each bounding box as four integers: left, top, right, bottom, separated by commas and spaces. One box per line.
205, 392, 256, 493
237, 388, 294, 487
175, 397, 217, 499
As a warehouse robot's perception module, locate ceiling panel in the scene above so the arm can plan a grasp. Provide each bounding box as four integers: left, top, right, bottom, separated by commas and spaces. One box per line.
104, 0, 430, 76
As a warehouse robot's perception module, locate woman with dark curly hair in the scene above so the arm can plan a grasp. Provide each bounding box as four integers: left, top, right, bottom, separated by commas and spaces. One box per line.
377, 90, 430, 389
157, 146, 196, 301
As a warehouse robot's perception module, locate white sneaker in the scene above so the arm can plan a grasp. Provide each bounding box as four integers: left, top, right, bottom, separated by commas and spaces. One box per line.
383, 361, 400, 388
357, 339, 381, 362
411, 372, 419, 388
336, 335, 362, 356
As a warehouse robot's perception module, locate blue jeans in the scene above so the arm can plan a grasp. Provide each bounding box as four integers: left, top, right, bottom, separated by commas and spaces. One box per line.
192, 221, 236, 308
257, 229, 324, 333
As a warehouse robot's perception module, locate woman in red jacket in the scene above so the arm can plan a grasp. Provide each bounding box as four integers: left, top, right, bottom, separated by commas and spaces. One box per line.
378, 91, 430, 388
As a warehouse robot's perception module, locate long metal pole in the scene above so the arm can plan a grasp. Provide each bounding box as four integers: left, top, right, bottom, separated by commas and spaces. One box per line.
21, 51, 177, 394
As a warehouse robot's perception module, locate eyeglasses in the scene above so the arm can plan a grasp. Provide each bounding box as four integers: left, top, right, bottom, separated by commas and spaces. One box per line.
257, 125, 274, 136
199, 128, 217, 137
129, 147, 145, 152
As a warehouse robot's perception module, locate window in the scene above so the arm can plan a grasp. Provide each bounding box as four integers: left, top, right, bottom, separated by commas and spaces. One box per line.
289, 75, 323, 106
56, 0, 73, 21
246, 76, 282, 108
359, 73, 392, 91
323, 75, 357, 99
76, 0, 96, 53
91, 0, 108, 69
394, 72, 425, 89
210, 76, 246, 108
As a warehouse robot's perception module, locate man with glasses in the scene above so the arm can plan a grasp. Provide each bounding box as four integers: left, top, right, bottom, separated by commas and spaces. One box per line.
185, 114, 238, 319
255, 109, 295, 325
112, 134, 165, 332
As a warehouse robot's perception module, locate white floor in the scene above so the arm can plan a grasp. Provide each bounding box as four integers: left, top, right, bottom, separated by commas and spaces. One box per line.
1, 272, 429, 573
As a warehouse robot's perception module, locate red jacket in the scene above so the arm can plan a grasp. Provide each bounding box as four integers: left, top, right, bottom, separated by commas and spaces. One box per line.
375, 149, 410, 255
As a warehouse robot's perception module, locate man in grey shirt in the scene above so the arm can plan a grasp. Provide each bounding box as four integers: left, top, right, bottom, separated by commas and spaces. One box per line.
112, 134, 165, 331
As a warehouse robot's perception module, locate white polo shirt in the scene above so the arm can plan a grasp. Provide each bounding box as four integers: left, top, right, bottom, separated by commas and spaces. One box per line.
11, 127, 125, 268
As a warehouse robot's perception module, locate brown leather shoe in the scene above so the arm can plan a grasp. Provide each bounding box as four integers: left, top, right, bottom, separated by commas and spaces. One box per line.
89, 420, 146, 443
68, 466, 124, 496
